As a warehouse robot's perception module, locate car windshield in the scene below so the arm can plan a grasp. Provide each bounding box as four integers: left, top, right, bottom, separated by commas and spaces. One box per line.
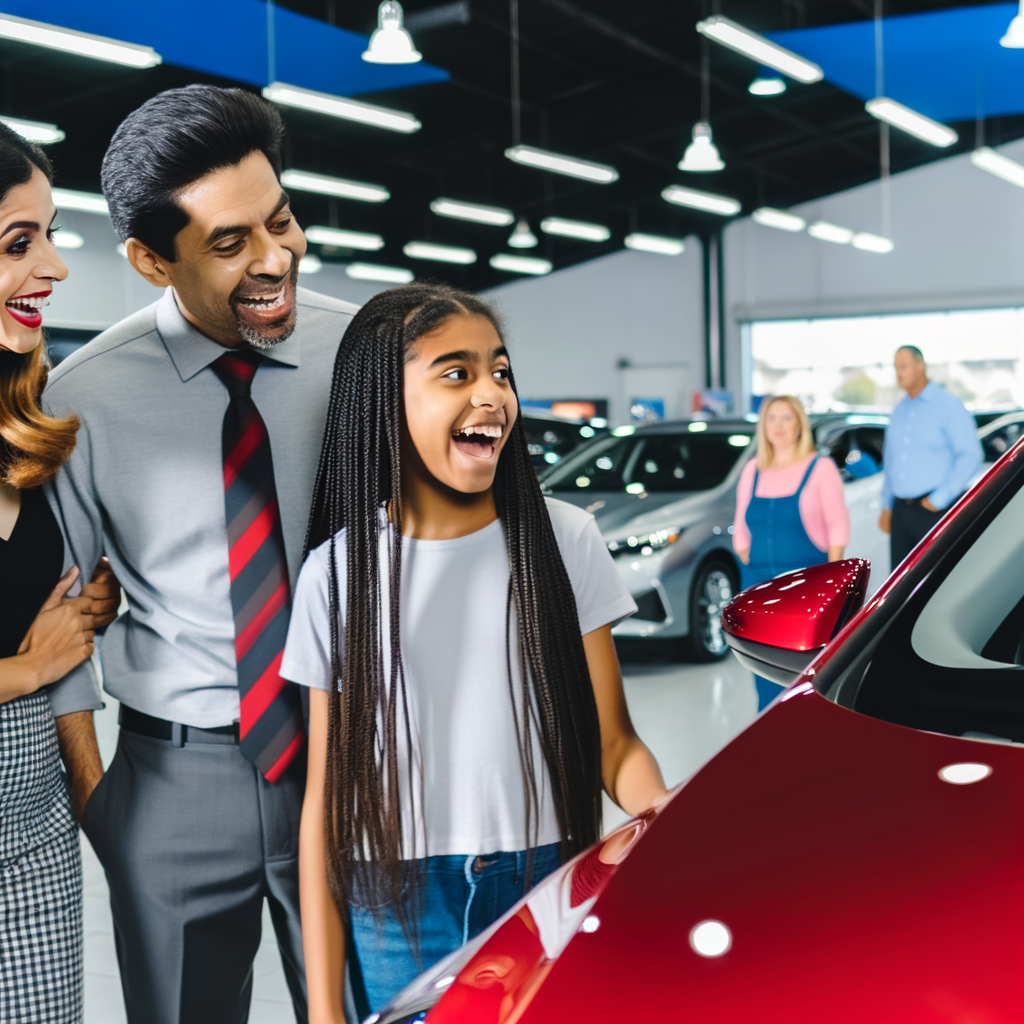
542, 430, 752, 494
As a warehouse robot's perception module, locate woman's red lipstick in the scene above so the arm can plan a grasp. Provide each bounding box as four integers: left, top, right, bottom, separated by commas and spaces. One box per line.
4, 290, 51, 329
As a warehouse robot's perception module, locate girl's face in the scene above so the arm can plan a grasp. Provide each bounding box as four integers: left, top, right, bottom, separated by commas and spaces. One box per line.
403, 312, 518, 494
765, 400, 800, 451
0, 168, 67, 354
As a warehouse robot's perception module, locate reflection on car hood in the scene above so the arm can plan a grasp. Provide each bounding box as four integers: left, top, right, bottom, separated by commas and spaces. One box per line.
517, 690, 1024, 1021
554, 489, 721, 535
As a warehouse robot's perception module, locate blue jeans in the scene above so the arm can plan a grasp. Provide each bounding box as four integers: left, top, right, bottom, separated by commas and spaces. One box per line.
349, 843, 561, 1016
755, 675, 786, 711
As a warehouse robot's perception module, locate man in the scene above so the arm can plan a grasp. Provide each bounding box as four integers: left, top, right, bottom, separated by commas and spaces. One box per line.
878, 345, 981, 567
42, 85, 357, 1024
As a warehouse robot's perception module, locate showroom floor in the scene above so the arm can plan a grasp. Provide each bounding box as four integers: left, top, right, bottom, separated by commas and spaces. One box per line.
82, 653, 759, 1023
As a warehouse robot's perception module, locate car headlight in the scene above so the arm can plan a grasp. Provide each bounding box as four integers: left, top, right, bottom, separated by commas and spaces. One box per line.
607, 526, 683, 558
371, 813, 658, 1024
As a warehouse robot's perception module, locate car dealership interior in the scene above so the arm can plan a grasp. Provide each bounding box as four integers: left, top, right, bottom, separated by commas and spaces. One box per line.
3, 2, 1024, 1022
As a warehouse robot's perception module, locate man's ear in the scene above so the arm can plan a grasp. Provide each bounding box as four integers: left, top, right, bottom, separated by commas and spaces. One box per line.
125, 238, 172, 289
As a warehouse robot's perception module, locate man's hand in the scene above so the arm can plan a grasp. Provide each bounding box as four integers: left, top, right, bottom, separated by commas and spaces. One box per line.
920, 497, 939, 513
878, 508, 892, 534
55, 711, 104, 823
82, 557, 121, 629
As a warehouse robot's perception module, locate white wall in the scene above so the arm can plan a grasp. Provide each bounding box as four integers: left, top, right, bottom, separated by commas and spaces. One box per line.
485, 242, 705, 425
723, 138, 1024, 413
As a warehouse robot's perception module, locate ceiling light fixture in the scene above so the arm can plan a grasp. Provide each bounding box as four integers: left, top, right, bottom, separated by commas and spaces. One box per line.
489, 253, 552, 275
971, 146, 1024, 188
852, 232, 894, 253
752, 207, 806, 232
52, 229, 84, 250
1001, 1, 1024, 47
0, 116, 64, 144
0, 13, 161, 68
429, 198, 514, 226
749, 76, 786, 96
624, 233, 685, 255
507, 218, 538, 248
362, 0, 422, 64
679, 122, 725, 173
662, 185, 741, 216
540, 217, 611, 242
696, 16, 823, 83
263, 82, 421, 133
346, 262, 414, 283
505, 144, 619, 184
51, 188, 108, 215
403, 241, 477, 264
298, 254, 323, 274
280, 170, 390, 203
808, 221, 853, 244
305, 226, 385, 250
865, 97, 957, 148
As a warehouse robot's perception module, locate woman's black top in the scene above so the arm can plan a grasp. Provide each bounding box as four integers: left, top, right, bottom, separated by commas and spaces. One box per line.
0, 488, 64, 658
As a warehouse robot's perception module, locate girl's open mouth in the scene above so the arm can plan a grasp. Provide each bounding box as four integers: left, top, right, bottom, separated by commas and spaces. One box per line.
5, 291, 49, 329
452, 424, 503, 459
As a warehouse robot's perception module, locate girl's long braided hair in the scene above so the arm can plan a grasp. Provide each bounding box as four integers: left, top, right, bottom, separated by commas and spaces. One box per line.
304, 283, 603, 917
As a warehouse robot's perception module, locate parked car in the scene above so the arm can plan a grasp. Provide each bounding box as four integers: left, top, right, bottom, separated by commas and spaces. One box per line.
978, 409, 1024, 465
538, 414, 889, 660
373, 426, 1024, 1024
521, 409, 607, 472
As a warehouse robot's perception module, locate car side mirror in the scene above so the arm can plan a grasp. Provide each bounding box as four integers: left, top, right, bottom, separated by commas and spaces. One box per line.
722, 558, 870, 687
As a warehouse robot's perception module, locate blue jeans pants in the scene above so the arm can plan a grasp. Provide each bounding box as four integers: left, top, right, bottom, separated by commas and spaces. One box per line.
349, 844, 561, 1016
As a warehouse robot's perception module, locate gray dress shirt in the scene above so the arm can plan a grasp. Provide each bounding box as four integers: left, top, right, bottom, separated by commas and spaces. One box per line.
42, 287, 356, 725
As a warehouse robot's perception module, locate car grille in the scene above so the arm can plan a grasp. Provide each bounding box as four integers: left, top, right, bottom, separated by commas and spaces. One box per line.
633, 589, 668, 622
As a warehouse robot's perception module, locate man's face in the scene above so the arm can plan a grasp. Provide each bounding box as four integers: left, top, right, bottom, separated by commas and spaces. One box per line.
894, 349, 926, 393
154, 151, 307, 349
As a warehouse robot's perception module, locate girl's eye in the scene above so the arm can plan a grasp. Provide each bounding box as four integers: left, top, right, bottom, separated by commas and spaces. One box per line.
6, 233, 30, 256
441, 367, 467, 380
493, 365, 510, 380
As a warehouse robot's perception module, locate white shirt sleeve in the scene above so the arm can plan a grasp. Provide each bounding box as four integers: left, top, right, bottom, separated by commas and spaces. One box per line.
281, 542, 336, 691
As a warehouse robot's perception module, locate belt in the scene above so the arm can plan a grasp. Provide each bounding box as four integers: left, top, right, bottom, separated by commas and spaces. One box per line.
119, 705, 240, 747
896, 494, 931, 506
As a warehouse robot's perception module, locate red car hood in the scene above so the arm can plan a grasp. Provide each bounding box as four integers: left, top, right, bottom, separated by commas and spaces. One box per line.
518, 688, 1024, 1022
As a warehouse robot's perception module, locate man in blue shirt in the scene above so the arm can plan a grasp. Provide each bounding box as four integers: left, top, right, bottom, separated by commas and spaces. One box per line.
879, 345, 981, 567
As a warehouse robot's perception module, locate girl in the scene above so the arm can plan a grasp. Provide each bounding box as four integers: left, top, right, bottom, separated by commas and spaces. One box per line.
282, 284, 669, 1022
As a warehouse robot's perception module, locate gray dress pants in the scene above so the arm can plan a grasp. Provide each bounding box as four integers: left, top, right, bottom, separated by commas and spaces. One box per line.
81, 727, 307, 1024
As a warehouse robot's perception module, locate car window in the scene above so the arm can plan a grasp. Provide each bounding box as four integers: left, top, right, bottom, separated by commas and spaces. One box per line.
819, 428, 851, 470
981, 421, 1024, 463
543, 431, 751, 493
856, 427, 885, 467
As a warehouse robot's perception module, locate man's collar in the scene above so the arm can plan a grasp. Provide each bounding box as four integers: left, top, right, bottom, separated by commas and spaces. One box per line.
156, 287, 301, 382
908, 380, 935, 402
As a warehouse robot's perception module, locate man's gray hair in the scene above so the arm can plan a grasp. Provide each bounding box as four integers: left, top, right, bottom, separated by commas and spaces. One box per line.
896, 344, 925, 364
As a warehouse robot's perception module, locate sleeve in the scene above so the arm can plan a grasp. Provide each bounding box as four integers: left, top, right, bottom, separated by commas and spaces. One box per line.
929, 399, 983, 511
280, 545, 335, 691
881, 406, 896, 510
560, 515, 637, 635
40, 387, 104, 717
732, 458, 756, 552
808, 457, 850, 549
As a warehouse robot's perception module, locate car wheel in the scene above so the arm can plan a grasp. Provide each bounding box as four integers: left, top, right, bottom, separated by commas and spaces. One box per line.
685, 558, 739, 662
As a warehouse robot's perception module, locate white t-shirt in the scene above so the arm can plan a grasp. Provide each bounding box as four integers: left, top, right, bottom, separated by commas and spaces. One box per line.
281, 498, 636, 859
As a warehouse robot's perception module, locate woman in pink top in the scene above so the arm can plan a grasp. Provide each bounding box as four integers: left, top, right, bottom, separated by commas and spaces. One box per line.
733, 395, 849, 709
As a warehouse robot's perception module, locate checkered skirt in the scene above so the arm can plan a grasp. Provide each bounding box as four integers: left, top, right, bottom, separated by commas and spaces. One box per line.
0, 691, 83, 1023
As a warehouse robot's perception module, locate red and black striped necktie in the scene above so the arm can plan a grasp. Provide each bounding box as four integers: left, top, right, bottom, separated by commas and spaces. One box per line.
212, 349, 304, 783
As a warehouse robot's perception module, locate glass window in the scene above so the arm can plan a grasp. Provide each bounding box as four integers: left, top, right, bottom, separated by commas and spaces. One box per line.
981, 419, 1024, 463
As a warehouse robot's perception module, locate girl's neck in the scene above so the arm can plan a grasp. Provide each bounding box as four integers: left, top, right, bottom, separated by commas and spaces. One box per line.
399, 472, 498, 541
768, 444, 804, 469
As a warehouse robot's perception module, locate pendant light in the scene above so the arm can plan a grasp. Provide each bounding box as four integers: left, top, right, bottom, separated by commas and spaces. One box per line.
508, 218, 538, 248
362, 1, 421, 64
679, 122, 725, 172
1002, 1, 1024, 47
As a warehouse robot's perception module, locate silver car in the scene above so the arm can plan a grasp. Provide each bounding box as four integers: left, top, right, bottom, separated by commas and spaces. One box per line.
540, 415, 889, 659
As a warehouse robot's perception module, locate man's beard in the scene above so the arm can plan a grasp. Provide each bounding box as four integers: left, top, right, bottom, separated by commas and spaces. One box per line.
230, 260, 300, 351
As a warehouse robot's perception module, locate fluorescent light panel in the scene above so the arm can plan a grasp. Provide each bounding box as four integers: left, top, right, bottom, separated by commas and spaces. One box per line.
662, 185, 741, 216
752, 207, 805, 232
403, 241, 476, 264
0, 116, 64, 144
263, 82, 421, 133
808, 221, 853, 244
505, 145, 619, 184
971, 146, 1024, 188
624, 233, 685, 255
865, 97, 957, 148
749, 77, 786, 96
540, 217, 610, 242
852, 232, 894, 253
346, 262, 414, 283
430, 198, 514, 226
52, 188, 108, 214
52, 229, 83, 249
281, 169, 390, 203
0, 13, 161, 67
489, 253, 552, 275
298, 254, 322, 274
696, 16, 823, 83
305, 226, 384, 251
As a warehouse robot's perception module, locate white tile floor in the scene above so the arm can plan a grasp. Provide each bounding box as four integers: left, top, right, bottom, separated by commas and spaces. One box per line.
83, 652, 758, 1023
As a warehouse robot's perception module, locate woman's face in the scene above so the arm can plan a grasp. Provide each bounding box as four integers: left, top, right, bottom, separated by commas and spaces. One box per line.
0, 167, 67, 355
403, 312, 518, 495
765, 401, 800, 450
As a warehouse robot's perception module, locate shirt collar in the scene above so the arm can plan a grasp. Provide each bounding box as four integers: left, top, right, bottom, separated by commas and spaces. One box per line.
156, 287, 301, 382
908, 381, 938, 403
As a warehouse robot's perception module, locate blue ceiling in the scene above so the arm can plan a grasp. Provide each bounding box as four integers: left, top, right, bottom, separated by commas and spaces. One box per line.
0, 0, 448, 97
771, 3, 1024, 123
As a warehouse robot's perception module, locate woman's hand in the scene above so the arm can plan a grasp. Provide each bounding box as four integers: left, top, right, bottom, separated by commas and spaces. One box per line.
735, 547, 750, 565
81, 557, 121, 628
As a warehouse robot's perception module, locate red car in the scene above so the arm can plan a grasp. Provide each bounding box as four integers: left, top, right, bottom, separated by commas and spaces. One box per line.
372, 439, 1024, 1024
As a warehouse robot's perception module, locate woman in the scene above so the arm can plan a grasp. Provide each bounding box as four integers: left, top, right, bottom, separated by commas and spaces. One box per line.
733, 395, 849, 711
0, 122, 120, 1023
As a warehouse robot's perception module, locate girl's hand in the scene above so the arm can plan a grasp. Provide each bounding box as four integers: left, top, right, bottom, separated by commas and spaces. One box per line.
81, 557, 121, 628
735, 547, 750, 565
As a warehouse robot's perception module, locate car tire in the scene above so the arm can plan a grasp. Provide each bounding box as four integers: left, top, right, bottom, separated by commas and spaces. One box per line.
684, 557, 739, 662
